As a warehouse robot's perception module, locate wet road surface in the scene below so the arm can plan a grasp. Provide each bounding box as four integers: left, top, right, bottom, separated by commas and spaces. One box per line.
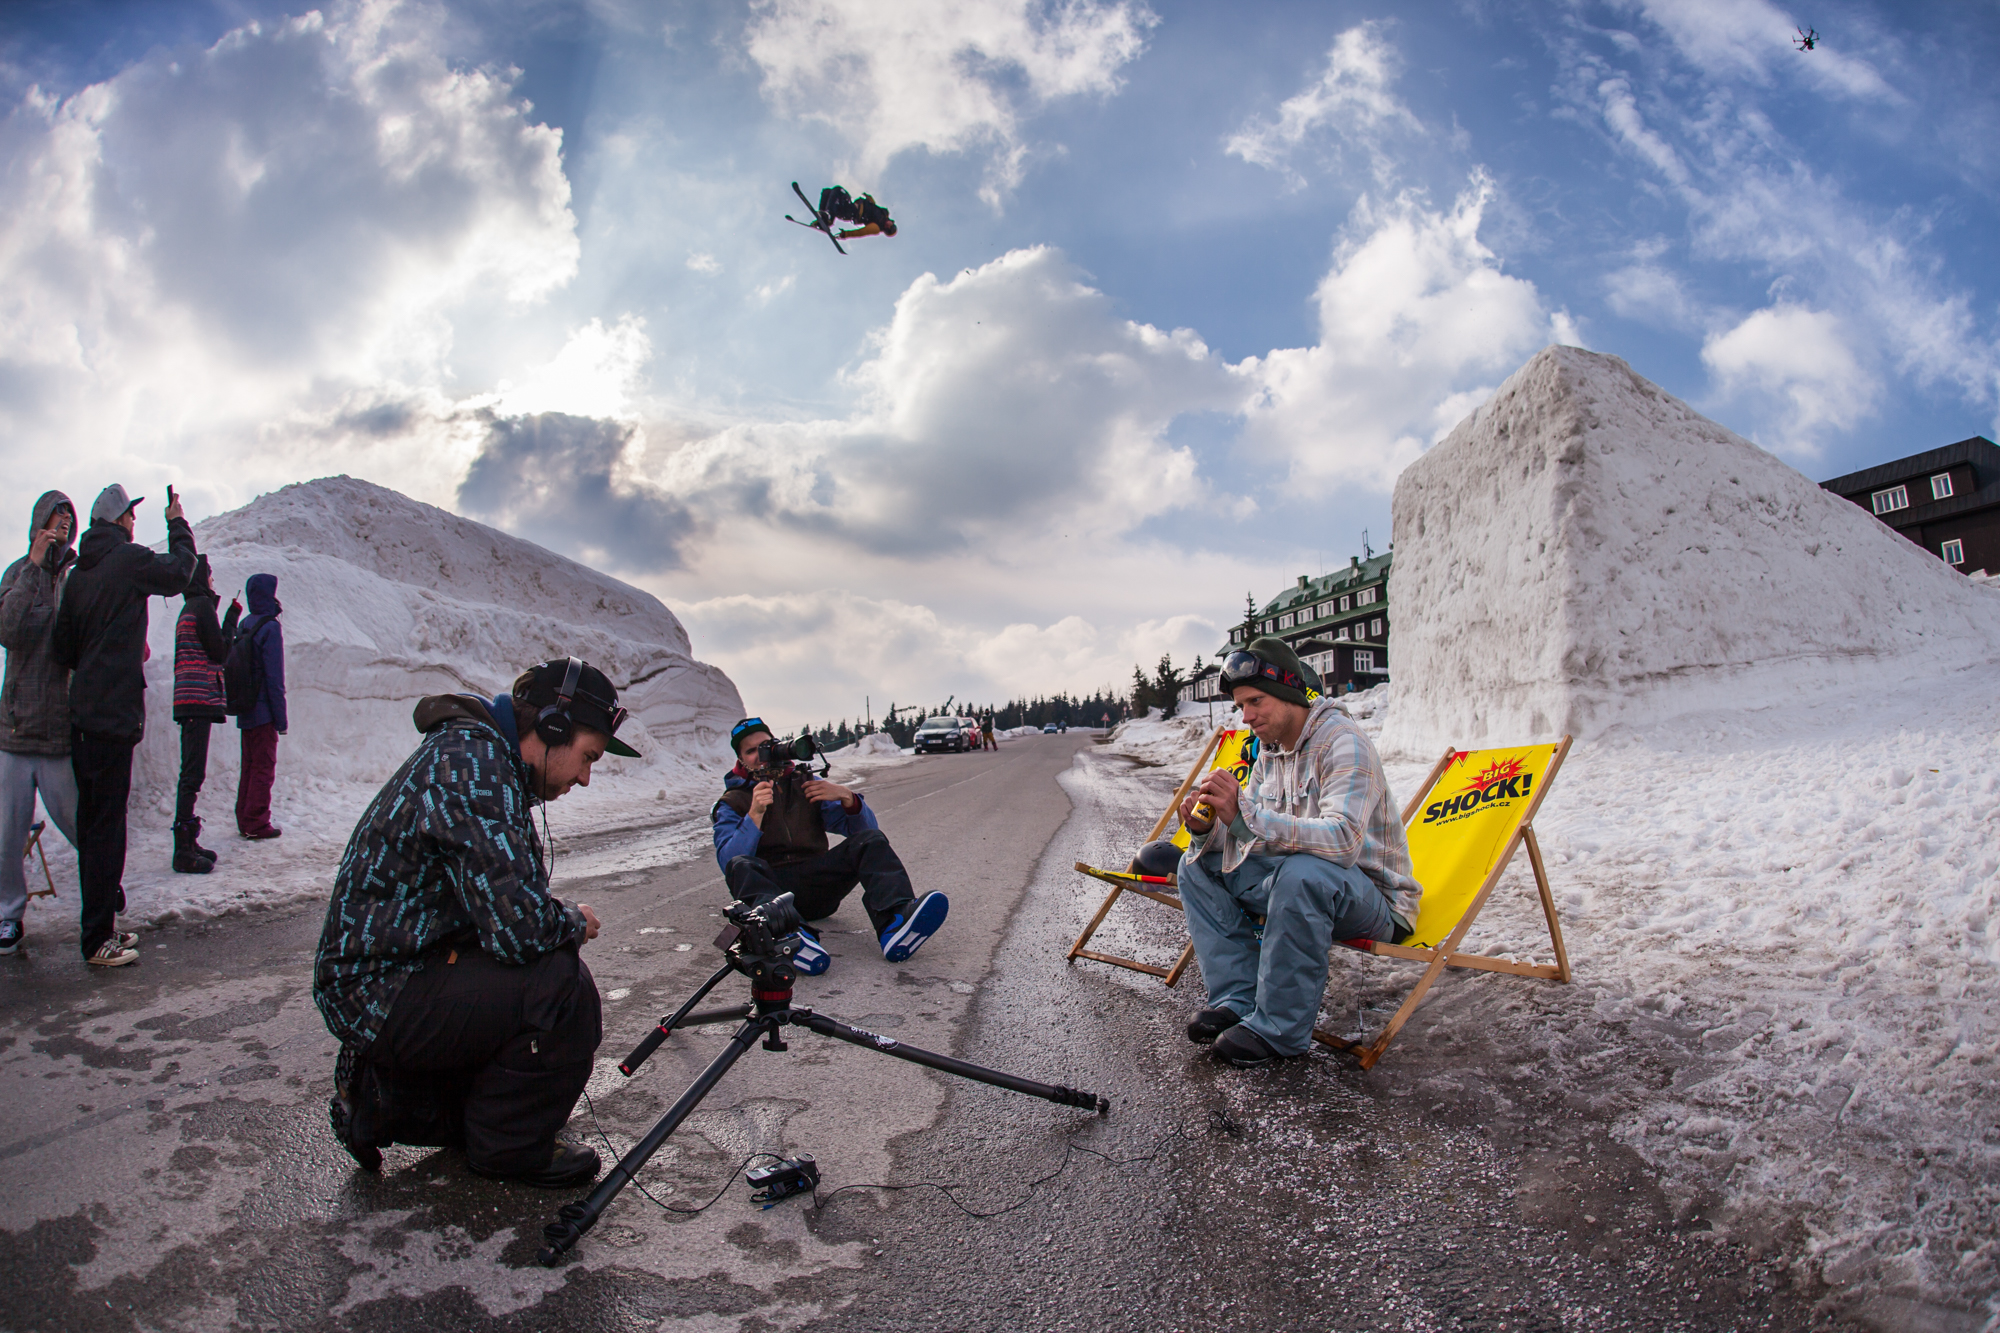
1, 735, 1860, 1330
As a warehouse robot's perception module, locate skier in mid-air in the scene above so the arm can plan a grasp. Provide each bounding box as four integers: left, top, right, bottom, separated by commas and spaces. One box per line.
786, 183, 896, 253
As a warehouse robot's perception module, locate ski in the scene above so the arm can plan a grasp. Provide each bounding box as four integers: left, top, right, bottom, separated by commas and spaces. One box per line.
789, 182, 845, 254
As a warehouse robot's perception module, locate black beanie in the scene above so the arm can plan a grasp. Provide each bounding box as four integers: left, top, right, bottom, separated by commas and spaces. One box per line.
1229, 636, 1318, 707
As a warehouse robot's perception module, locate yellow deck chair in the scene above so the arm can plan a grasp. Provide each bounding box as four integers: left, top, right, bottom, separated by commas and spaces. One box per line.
1314, 738, 1574, 1068
1065, 726, 1257, 986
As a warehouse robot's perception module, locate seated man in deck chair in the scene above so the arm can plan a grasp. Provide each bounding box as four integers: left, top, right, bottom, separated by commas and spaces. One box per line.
1176, 637, 1421, 1068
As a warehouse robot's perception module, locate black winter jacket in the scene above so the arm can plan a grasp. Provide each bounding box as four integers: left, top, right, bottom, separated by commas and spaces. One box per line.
51, 517, 198, 743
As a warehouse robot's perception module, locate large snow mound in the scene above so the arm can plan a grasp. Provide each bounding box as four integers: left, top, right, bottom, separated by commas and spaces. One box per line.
100, 476, 743, 923
1382, 346, 2000, 755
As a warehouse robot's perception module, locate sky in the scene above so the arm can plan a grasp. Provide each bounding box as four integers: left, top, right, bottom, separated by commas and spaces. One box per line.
3, 0, 1997, 732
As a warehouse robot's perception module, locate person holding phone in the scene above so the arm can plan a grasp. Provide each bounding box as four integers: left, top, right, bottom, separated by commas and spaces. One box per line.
51, 483, 198, 967
0, 492, 82, 957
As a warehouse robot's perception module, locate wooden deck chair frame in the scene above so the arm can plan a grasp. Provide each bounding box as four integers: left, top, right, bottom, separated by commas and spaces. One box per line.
1313, 736, 1574, 1069
23, 819, 56, 900
1063, 726, 1225, 986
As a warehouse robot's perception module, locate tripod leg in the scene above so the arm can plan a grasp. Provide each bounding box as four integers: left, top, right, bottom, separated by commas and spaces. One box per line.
538, 1016, 766, 1266
795, 1011, 1109, 1114
620, 963, 737, 1075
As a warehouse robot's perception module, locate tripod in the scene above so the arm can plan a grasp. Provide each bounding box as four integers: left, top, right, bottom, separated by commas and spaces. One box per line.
537, 906, 1109, 1266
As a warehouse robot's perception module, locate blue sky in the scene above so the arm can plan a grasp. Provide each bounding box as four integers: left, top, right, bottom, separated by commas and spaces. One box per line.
3, 0, 1996, 727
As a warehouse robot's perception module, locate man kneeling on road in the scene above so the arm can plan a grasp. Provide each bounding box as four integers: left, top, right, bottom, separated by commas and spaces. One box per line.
313, 657, 639, 1187
1177, 638, 1422, 1069
713, 717, 947, 973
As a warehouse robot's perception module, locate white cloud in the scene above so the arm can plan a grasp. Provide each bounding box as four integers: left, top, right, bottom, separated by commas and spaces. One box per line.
1226, 22, 1420, 186
1625, 0, 1899, 102
1700, 304, 1876, 451
1233, 173, 1556, 489
686, 251, 720, 274
490, 316, 652, 420
742, 0, 1154, 203
0, 0, 578, 513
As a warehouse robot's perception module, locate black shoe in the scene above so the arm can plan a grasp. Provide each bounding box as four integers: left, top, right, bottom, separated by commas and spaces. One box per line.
1185, 1007, 1243, 1044
1212, 1025, 1284, 1068
330, 1043, 383, 1172
190, 817, 218, 866
470, 1139, 601, 1189
171, 820, 213, 874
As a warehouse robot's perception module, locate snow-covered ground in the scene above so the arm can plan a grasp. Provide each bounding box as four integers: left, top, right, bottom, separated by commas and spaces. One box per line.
1100, 674, 1999, 1321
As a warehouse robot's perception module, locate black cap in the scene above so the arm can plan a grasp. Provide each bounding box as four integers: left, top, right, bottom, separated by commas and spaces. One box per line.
520, 659, 640, 757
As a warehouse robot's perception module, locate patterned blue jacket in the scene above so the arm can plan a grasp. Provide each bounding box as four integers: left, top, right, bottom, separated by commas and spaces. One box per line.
312, 692, 588, 1048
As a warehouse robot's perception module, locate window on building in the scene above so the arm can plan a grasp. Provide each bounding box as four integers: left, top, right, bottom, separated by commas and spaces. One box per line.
1336, 626, 1349, 641
1942, 538, 1966, 565
1316, 602, 1330, 620
1370, 618, 1383, 638
1339, 595, 1351, 612
1871, 485, 1909, 515
1279, 613, 1294, 629
1356, 586, 1378, 606
1932, 473, 1955, 501
1354, 650, 1375, 673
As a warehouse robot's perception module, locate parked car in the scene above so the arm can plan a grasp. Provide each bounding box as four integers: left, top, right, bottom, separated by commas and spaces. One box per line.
914, 715, 968, 753
1042, 722, 1059, 734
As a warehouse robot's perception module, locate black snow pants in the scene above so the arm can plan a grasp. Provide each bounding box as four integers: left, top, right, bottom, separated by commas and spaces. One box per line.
726, 828, 915, 936
357, 945, 601, 1175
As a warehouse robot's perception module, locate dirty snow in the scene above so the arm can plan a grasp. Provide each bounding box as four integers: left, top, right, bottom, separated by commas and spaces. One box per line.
26, 476, 744, 928
1383, 346, 2000, 756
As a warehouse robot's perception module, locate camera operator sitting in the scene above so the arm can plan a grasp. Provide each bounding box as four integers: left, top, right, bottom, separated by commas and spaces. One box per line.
713, 717, 947, 972
313, 657, 639, 1188
1176, 638, 1423, 1069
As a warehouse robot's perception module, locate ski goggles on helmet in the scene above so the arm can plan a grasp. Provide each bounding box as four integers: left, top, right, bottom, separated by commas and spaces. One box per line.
730, 717, 771, 746
1219, 649, 1306, 696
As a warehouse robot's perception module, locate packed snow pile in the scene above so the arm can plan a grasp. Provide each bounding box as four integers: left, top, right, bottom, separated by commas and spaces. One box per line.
822, 731, 913, 776
59, 476, 744, 924
1382, 346, 2000, 756
1104, 708, 1232, 767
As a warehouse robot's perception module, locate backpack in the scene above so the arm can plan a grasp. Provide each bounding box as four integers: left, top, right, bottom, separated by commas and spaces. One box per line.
222, 615, 267, 716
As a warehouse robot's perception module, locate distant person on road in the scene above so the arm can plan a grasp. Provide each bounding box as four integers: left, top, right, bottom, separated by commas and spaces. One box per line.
51, 484, 198, 967
233, 573, 285, 840
315, 657, 638, 1188
1175, 637, 1422, 1068
0, 491, 81, 958
171, 556, 240, 873
713, 716, 946, 973
981, 712, 996, 751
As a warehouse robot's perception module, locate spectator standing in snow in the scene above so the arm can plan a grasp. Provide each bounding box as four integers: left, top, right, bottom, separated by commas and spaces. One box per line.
1175, 637, 1422, 1068
234, 573, 285, 840
171, 556, 239, 873
316, 657, 636, 1187
51, 484, 198, 967
0, 492, 81, 958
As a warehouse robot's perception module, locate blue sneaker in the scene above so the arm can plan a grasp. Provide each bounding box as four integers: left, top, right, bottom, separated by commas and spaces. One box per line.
878, 892, 949, 963
787, 928, 831, 976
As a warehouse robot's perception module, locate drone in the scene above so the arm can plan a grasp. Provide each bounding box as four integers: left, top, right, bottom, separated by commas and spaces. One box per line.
1793, 27, 1817, 51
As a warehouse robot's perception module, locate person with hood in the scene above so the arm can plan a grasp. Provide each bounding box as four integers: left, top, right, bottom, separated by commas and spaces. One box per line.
0, 492, 81, 956
1173, 637, 1423, 1068
171, 556, 240, 872
234, 572, 285, 840
51, 483, 197, 967
315, 657, 637, 1187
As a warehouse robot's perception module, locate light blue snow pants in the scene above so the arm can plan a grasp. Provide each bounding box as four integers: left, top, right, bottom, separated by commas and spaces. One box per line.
1179, 849, 1398, 1055
0, 750, 78, 923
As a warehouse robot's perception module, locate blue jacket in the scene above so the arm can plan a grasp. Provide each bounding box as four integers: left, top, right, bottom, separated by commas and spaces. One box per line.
710, 764, 877, 873
313, 692, 587, 1049
237, 573, 287, 732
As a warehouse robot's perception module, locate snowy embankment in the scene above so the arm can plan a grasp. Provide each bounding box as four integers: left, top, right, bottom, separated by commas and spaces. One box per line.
29, 477, 744, 926
821, 731, 914, 775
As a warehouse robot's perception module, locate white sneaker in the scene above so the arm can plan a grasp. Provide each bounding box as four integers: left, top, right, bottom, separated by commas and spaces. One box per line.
87, 938, 139, 967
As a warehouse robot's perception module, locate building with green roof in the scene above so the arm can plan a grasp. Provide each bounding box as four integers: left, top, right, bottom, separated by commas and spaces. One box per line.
1182, 551, 1392, 705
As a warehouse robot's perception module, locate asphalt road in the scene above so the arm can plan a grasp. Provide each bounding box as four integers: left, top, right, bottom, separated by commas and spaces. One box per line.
1, 733, 1860, 1331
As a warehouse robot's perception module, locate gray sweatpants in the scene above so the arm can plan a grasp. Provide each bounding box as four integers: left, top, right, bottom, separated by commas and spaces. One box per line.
0, 750, 78, 923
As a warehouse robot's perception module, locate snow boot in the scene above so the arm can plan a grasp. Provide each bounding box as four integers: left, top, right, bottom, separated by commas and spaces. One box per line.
187, 817, 217, 868
172, 820, 213, 874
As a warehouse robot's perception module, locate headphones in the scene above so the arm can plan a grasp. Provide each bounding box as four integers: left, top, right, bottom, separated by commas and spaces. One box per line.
534, 656, 585, 748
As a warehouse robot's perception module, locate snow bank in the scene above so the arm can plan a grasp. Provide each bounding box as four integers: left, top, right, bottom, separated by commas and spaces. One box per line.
1383, 346, 2000, 756
821, 731, 914, 777
95, 476, 742, 923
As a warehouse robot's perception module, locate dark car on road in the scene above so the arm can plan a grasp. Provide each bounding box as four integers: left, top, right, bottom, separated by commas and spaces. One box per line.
914, 715, 970, 753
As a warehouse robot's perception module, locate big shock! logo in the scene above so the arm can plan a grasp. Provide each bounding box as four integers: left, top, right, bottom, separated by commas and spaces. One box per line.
1422, 755, 1534, 825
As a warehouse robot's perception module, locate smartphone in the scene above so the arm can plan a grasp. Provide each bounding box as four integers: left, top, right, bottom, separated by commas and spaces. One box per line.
167, 485, 178, 507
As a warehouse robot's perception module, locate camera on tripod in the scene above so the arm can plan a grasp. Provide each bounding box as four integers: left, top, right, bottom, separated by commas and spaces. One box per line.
716, 893, 806, 973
